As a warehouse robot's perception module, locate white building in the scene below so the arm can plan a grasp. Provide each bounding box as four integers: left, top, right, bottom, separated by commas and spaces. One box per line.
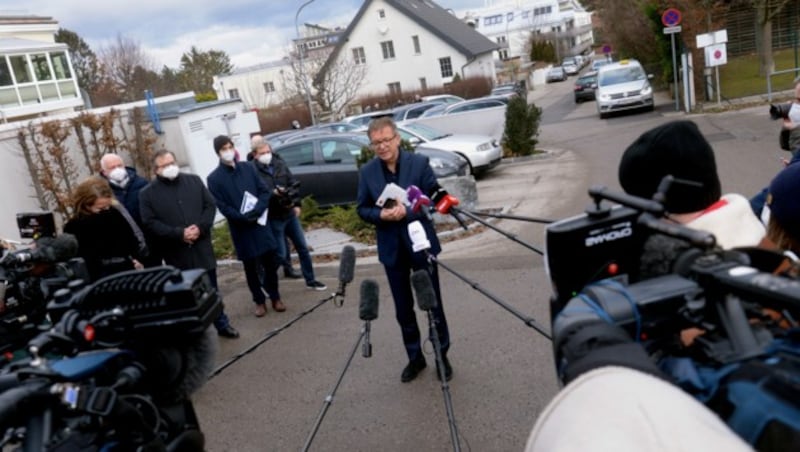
317, 0, 499, 112
461, 0, 593, 63
213, 59, 291, 109
0, 13, 82, 122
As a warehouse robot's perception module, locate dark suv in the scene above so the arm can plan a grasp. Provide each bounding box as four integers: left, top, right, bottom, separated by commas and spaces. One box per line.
574, 70, 598, 103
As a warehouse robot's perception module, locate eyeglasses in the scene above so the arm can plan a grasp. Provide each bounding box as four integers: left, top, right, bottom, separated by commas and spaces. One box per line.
369, 134, 397, 149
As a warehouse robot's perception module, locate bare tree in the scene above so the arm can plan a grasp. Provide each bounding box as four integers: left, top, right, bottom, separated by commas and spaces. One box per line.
749, 0, 792, 76
98, 34, 156, 102
311, 50, 369, 118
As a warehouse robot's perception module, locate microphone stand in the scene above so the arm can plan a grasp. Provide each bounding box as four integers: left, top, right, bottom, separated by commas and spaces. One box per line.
428, 254, 551, 341
424, 305, 461, 452
302, 326, 366, 452
209, 293, 335, 380
457, 209, 554, 225
450, 207, 543, 255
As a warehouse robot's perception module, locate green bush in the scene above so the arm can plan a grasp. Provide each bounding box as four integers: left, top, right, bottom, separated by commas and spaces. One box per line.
502, 96, 542, 156
212, 222, 235, 260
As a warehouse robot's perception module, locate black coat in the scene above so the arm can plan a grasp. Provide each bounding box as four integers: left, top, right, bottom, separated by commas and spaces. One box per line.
107, 167, 149, 226
252, 156, 299, 220
138, 173, 217, 270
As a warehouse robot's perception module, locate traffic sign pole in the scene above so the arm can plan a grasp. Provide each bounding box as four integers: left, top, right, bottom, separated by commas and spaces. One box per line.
671, 33, 679, 111
662, 8, 683, 112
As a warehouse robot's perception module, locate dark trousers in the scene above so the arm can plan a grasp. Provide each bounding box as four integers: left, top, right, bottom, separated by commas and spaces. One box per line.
242, 251, 281, 305
206, 269, 232, 331
384, 254, 450, 363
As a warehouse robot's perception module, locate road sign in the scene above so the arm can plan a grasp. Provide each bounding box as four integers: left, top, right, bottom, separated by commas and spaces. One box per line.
602, 44, 611, 54
705, 43, 728, 67
696, 29, 728, 48
663, 26, 682, 34
661, 8, 682, 27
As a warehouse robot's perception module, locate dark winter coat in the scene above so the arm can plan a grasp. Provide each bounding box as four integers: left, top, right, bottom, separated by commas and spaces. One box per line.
63, 206, 145, 281
139, 173, 217, 270
207, 161, 276, 260
252, 155, 300, 220
107, 167, 149, 226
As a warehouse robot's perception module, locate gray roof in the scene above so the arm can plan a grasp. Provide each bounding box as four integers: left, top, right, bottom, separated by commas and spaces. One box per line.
315, 0, 499, 84
0, 37, 66, 53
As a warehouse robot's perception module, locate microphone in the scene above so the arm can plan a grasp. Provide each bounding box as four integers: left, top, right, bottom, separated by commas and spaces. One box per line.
411, 269, 438, 311
406, 185, 432, 217
408, 221, 431, 253
0, 233, 78, 265
334, 245, 356, 306
359, 279, 379, 358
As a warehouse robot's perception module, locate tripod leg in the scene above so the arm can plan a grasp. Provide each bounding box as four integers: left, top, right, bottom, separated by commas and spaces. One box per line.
426, 311, 462, 452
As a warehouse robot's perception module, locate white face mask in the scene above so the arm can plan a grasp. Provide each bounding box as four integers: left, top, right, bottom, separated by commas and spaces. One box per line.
789, 103, 800, 125
257, 153, 273, 165
108, 167, 127, 183
160, 164, 180, 180
220, 150, 236, 163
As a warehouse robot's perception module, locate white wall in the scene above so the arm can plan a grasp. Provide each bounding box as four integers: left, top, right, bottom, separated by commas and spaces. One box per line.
213, 60, 291, 109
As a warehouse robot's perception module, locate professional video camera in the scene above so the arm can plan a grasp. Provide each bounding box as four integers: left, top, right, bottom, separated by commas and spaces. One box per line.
0, 214, 85, 358
769, 102, 792, 120
0, 265, 221, 450
545, 183, 800, 449
274, 180, 301, 210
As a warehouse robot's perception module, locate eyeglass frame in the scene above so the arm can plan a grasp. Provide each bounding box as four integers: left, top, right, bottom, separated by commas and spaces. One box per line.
368, 133, 398, 150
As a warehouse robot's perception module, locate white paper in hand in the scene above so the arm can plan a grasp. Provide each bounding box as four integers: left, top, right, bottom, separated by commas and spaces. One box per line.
241, 191, 268, 226
376, 182, 408, 207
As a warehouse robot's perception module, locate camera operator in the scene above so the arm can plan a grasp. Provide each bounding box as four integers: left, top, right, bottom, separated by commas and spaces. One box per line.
618, 120, 765, 278
250, 138, 327, 293
763, 162, 800, 259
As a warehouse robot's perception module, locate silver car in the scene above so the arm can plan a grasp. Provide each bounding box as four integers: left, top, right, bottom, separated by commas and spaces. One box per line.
396, 121, 502, 175
595, 59, 654, 119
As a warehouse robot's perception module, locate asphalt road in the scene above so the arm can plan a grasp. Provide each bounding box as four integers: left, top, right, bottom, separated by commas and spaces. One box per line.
194, 77, 785, 451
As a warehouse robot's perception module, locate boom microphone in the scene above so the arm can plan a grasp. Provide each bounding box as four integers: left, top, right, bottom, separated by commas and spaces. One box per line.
334, 246, 356, 306
359, 279, 379, 358
411, 270, 437, 311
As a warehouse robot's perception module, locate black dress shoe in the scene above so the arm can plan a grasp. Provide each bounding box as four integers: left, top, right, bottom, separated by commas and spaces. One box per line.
217, 325, 240, 339
436, 356, 453, 382
283, 268, 302, 279
401, 358, 427, 383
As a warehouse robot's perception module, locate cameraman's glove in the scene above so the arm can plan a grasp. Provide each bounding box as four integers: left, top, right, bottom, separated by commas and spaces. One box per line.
554, 321, 664, 385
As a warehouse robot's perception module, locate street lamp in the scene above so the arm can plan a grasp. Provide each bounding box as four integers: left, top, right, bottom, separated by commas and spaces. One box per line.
295, 0, 317, 126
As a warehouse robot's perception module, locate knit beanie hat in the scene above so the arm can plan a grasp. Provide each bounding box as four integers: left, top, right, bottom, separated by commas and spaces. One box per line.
618, 120, 721, 214
213, 135, 233, 153
767, 162, 800, 238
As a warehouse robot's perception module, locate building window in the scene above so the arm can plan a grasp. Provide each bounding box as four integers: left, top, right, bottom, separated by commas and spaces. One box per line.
419, 77, 427, 91
412, 35, 421, 54
439, 57, 453, 78
388, 82, 401, 95
381, 41, 395, 60
499, 49, 509, 60
522, 10, 529, 19
264, 81, 275, 93
31, 54, 52, 81
9, 55, 32, 84
228, 88, 239, 99
507, 12, 514, 22
497, 36, 507, 44
534, 6, 552, 15
0, 58, 12, 86
50, 52, 72, 79
352, 47, 366, 64
378, 9, 385, 19
484, 15, 502, 26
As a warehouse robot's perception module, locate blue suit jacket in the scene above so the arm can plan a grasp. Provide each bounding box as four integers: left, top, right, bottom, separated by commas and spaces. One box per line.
357, 151, 441, 267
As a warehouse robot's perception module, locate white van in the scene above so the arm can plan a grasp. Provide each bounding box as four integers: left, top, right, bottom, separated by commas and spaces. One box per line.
594, 59, 654, 119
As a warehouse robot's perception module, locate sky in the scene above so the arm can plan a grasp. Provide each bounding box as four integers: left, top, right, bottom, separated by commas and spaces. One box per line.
8, 0, 493, 71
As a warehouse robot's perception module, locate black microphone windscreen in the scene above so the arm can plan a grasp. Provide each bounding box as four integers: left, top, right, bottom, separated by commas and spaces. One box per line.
51, 233, 79, 261
339, 245, 356, 284
359, 279, 379, 321
411, 270, 437, 311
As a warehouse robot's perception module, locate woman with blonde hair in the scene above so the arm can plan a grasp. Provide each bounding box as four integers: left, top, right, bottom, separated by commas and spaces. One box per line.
64, 176, 147, 281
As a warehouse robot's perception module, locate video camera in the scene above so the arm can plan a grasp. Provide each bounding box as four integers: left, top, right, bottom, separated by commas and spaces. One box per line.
769, 103, 792, 121
545, 183, 800, 448
275, 180, 301, 210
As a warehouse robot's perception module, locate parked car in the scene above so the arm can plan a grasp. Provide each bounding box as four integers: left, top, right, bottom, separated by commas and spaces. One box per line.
341, 109, 394, 127
591, 58, 611, 72
391, 101, 447, 122
595, 59, 654, 119
271, 133, 468, 207
419, 97, 507, 118
574, 70, 598, 103
396, 121, 501, 175
563, 62, 579, 76
490, 83, 524, 99
420, 94, 465, 104
305, 122, 362, 133
546, 66, 567, 83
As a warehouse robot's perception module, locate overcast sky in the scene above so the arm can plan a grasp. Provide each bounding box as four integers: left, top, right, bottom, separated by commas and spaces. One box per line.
8, 0, 492, 70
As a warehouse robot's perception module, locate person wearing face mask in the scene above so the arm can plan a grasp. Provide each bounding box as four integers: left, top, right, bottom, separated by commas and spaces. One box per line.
138, 150, 239, 338
207, 135, 285, 318
251, 139, 327, 292
63, 176, 147, 281
99, 153, 160, 266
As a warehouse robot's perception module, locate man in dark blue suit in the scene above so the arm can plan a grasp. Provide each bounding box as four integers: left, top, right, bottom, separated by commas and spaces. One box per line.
357, 117, 453, 383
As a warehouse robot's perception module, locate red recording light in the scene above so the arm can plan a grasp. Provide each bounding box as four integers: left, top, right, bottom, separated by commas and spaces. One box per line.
607, 263, 619, 275
83, 324, 96, 342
